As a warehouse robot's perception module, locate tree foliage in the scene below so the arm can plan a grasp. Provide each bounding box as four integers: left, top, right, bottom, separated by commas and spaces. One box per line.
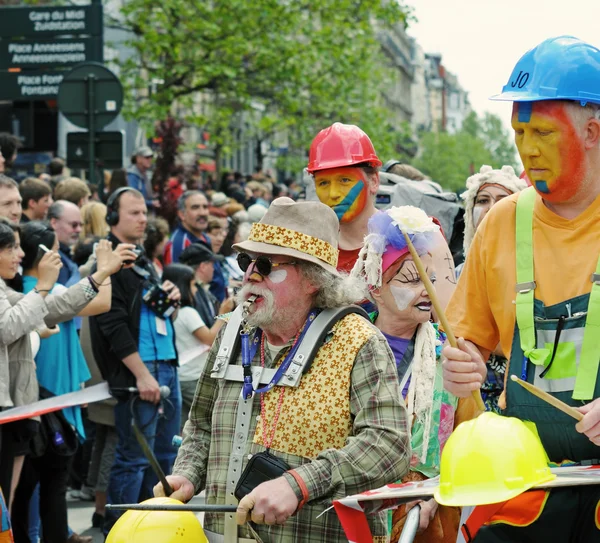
414, 111, 519, 192
110, 0, 412, 165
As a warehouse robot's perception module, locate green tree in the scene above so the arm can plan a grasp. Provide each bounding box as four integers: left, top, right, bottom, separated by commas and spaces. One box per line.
109, 0, 412, 170
414, 111, 519, 192
413, 131, 493, 192
480, 112, 519, 169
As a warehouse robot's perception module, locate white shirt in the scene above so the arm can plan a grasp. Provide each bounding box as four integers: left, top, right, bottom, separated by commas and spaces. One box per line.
174, 306, 210, 381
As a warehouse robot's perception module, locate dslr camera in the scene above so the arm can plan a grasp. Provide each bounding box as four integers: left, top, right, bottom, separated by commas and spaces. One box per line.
143, 282, 179, 319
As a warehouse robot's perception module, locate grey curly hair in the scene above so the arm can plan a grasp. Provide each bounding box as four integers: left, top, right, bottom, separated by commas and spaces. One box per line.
298, 261, 367, 309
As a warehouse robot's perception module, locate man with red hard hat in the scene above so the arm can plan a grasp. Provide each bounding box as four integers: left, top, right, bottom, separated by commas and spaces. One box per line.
307, 123, 457, 314
307, 122, 382, 273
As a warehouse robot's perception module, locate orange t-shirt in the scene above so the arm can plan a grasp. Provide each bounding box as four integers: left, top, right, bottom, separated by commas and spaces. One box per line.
447, 191, 600, 358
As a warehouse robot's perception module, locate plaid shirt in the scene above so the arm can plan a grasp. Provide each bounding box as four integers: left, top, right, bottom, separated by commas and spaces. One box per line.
174, 325, 410, 542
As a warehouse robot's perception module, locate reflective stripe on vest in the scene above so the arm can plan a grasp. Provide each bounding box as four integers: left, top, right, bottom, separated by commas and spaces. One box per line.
461, 490, 549, 542
515, 187, 600, 400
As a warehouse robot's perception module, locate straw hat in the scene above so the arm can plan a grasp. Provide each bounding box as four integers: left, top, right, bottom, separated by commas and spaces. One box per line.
233, 197, 340, 275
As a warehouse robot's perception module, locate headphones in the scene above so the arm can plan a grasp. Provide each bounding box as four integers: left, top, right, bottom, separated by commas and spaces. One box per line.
106, 187, 136, 227
381, 159, 402, 173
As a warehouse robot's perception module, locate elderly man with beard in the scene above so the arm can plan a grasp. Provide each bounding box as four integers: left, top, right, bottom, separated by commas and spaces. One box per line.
155, 197, 410, 543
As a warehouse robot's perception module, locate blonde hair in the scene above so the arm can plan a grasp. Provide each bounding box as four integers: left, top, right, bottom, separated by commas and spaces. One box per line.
54, 177, 91, 206
80, 202, 108, 239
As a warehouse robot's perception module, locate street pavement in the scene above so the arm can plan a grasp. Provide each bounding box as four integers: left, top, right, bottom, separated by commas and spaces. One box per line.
67, 492, 206, 542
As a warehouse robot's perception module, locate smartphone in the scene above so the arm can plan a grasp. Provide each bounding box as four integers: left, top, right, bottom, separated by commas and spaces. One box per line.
37, 243, 51, 261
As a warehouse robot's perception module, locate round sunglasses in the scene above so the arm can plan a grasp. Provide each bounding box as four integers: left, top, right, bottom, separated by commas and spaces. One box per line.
237, 252, 297, 276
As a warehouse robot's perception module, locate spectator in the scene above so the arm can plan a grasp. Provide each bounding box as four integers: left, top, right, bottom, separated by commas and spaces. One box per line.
127, 147, 157, 208
12, 226, 133, 543
80, 202, 108, 240
0, 175, 22, 222
48, 201, 83, 287
247, 203, 267, 223
54, 178, 91, 208
89, 187, 182, 535
143, 217, 170, 276
245, 181, 270, 207
205, 217, 228, 302
0, 133, 21, 170
163, 190, 211, 265
0, 150, 5, 174
179, 243, 221, 330
108, 169, 128, 197
48, 158, 67, 190
162, 264, 233, 428
19, 178, 53, 223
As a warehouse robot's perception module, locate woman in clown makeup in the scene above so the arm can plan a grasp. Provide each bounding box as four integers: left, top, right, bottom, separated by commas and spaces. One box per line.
351, 206, 479, 543
457, 165, 527, 413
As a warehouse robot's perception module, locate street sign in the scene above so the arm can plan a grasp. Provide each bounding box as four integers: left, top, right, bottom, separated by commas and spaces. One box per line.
58, 62, 123, 130
67, 131, 123, 170
0, 70, 64, 101
0, 37, 102, 70
0, 4, 102, 38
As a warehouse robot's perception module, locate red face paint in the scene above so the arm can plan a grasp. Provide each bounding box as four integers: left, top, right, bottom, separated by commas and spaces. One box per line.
512, 102, 586, 202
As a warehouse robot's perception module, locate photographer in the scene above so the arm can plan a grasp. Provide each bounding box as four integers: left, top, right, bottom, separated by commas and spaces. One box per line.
89, 188, 182, 535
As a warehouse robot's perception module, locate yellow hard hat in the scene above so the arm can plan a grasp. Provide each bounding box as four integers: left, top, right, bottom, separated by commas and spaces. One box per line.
106, 497, 208, 543
434, 412, 555, 506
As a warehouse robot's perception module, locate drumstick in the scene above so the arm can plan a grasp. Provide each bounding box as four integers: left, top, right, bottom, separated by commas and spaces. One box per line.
402, 232, 486, 412
510, 375, 583, 421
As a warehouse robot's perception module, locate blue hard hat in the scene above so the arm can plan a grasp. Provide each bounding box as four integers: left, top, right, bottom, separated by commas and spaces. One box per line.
490, 36, 600, 105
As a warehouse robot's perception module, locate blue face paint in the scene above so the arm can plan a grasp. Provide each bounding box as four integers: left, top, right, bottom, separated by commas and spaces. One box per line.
518, 102, 533, 123
332, 180, 365, 220
535, 180, 550, 193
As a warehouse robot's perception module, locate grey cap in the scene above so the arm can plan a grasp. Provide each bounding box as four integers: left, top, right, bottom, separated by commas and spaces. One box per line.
133, 146, 154, 158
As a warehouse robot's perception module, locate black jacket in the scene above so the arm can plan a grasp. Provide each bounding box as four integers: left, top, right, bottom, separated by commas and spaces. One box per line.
89, 233, 160, 390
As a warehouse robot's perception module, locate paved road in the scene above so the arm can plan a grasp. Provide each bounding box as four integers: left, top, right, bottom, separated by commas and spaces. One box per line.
67, 493, 206, 542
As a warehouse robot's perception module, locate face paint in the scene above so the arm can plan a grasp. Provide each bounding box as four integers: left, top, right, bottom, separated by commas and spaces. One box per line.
314, 167, 369, 223
511, 102, 586, 202
268, 269, 287, 284
472, 206, 484, 228
390, 285, 414, 311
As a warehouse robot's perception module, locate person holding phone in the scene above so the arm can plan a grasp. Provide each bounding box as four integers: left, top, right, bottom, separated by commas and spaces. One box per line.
10, 221, 136, 543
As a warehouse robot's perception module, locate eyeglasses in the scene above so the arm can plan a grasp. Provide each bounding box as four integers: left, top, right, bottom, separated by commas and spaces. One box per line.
237, 252, 297, 277
67, 221, 83, 229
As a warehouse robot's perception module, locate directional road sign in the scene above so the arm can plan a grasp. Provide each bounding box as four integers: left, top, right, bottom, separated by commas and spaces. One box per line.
0, 5, 102, 38
0, 37, 102, 70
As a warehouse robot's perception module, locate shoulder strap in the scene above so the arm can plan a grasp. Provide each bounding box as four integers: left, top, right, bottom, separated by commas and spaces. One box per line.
210, 305, 244, 379
281, 305, 370, 387
515, 187, 537, 356
573, 257, 600, 400
210, 304, 370, 386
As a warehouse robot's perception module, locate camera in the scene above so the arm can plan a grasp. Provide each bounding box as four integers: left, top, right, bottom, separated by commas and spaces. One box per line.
143, 283, 179, 319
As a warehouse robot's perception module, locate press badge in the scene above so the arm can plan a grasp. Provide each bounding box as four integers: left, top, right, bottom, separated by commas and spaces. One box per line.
156, 316, 168, 336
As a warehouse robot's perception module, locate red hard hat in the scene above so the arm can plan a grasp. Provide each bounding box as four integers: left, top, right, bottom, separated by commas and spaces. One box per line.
307, 122, 382, 174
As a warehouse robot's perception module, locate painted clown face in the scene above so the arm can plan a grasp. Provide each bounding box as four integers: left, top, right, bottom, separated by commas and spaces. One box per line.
314, 167, 369, 223
511, 101, 586, 202
375, 253, 436, 326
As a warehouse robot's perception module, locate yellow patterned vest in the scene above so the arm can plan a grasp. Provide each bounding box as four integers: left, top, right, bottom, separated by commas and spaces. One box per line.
253, 313, 377, 459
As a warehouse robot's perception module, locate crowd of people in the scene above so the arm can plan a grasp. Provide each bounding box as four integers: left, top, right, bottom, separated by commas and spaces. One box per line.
0, 35, 598, 543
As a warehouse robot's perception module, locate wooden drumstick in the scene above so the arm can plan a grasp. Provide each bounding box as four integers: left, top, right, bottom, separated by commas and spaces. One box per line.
402, 232, 486, 412
510, 375, 583, 421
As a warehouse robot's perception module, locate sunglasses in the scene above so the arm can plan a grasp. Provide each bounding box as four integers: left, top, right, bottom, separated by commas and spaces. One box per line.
237, 252, 297, 276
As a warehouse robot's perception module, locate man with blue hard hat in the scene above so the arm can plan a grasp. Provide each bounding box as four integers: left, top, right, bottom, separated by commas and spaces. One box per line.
442, 36, 600, 541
